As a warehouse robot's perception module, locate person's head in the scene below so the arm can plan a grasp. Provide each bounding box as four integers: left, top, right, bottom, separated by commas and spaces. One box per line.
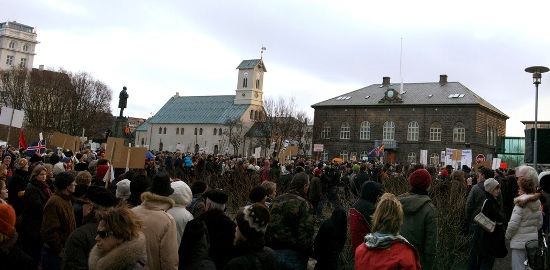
95, 205, 142, 254
30, 165, 47, 182
261, 181, 276, 199
360, 181, 384, 204
43, 163, 54, 178
484, 178, 501, 197
148, 172, 174, 197
204, 188, 228, 211
54, 172, 76, 194
82, 185, 119, 217
450, 170, 464, 182
234, 203, 270, 246
129, 175, 150, 198
352, 164, 360, 173
0, 203, 16, 243
116, 179, 131, 200
191, 180, 208, 196
2, 153, 11, 165
15, 158, 29, 171
371, 193, 403, 235
0, 180, 8, 200
540, 171, 550, 194
360, 163, 367, 172
75, 171, 92, 186
248, 186, 267, 204
518, 175, 536, 194
168, 181, 192, 207
409, 169, 432, 190
290, 172, 309, 194
478, 167, 494, 181
517, 165, 539, 188
0, 164, 7, 178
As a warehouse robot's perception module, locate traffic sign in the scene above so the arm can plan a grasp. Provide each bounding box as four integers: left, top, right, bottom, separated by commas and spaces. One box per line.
476, 154, 485, 164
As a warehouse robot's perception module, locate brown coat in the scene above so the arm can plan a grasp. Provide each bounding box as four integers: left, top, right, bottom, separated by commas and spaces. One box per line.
41, 192, 76, 254
132, 192, 178, 270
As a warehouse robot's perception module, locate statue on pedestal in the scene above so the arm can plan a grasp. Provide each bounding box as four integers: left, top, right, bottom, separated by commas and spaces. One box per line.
118, 86, 129, 117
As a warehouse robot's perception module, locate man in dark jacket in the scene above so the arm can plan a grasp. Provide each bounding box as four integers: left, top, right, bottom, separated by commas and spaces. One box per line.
61, 186, 118, 270
349, 181, 384, 252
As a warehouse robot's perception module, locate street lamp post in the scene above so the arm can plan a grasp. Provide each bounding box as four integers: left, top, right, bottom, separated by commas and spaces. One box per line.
525, 66, 549, 171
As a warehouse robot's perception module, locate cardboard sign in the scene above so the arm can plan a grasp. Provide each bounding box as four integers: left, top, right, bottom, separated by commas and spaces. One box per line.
111, 147, 148, 169
472, 161, 492, 173
278, 145, 299, 161
452, 150, 462, 161
104, 137, 125, 162
50, 131, 81, 153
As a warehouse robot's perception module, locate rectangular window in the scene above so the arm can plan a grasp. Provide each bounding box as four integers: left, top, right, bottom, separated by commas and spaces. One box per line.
321, 126, 330, 139
340, 126, 350, 139
20, 58, 27, 67
430, 127, 442, 141
453, 127, 465, 142
6, 55, 13, 65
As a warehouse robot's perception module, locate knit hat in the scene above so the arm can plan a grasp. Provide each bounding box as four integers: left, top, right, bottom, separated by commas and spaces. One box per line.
484, 178, 500, 194
2, 153, 11, 160
317, 162, 324, 169
235, 203, 270, 240
130, 175, 150, 197
15, 158, 28, 170
352, 164, 360, 173
248, 186, 267, 203
440, 169, 448, 178
0, 203, 16, 235
83, 186, 118, 207
50, 153, 60, 165
96, 165, 109, 181
191, 180, 207, 195
409, 169, 432, 190
54, 172, 75, 190
313, 168, 322, 176
116, 179, 131, 199
204, 188, 228, 204
169, 181, 193, 207
539, 171, 550, 193
149, 172, 173, 196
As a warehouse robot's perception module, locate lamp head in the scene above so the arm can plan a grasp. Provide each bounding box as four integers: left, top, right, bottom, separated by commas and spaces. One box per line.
525, 66, 550, 85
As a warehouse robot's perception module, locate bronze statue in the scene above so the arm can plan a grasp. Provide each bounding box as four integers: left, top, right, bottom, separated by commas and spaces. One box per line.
118, 86, 129, 117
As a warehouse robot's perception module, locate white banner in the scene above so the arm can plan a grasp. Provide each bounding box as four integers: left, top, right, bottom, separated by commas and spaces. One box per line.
0, 107, 24, 128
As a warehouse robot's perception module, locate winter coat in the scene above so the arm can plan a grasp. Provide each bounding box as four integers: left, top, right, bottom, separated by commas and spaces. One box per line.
7, 168, 29, 216
88, 232, 147, 270
184, 156, 193, 168
187, 195, 205, 218
62, 215, 98, 270
178, 219, 216, 270
313, 207, 347, 270
194, 208, 236, 270
167, 206, 194, 248
20, 179, 51, 263
505, 193, 543, 249
265, 189, 315, 254
224, 246, 277, 270
478, 191, 508, 258
41, 192, 77, 255
466, 180, 503, 222
308, 176, 323, 205
349, 181, 384, 252
0, 230, 33, 270
354, 233, 421, 270
398, 190, 437, 270
132, 192, 178, 270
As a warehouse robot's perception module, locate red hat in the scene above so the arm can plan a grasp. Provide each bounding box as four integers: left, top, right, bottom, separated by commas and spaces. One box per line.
96, 165, 109, 181
409, 169, 432, 190
313, 168, 322, 176
441, 169, 449, 178
0, 203, 16, 235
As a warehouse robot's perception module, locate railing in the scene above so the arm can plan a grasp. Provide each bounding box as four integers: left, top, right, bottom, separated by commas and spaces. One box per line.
375, 140, 398, 149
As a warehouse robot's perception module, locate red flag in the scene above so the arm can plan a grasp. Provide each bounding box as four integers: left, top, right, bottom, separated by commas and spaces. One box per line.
19, 129, 26, 149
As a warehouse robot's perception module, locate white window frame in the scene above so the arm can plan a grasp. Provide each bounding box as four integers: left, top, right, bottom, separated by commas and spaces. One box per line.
321, 150, 328, 161
321, 122, 331, 139
20, 58, 27, 67
340, 122, 350, 139
453, 124, 465, 142
407, 152, 417, 163
407, 121, 419, 141
383, 121, 395, 140
340, 150, 348, 162
430, 153, 440, 165
360, 121, 370, 140
430, 123, 442, 141
6, 55, 13, 65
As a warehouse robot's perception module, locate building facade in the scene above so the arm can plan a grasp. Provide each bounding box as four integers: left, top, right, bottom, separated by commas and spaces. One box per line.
311, 75, 508, 165
0, 21, 39, 70
135, 59, 267, 155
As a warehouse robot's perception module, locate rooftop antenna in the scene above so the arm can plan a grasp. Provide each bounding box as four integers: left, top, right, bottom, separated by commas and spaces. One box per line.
261, 46, 266, 59
399, 37, 405, 95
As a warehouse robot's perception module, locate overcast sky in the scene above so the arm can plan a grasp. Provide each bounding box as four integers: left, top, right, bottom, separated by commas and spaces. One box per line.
4, 0, 550, 137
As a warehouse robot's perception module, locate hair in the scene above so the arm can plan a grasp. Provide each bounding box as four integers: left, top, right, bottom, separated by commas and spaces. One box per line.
191, 180, 207, 195
360, 163, 367, 172
450, 170, 465, 182
508, 169, 516, 175
96, 205, 142, 242
290, 172, 309, 190
371, 193, 403, 235
479, 167, 494, 179
75, 171, 92, 185
43, 163, 53, 173
0, 179, 5, 190
30, 165, 46, 181
517, 165, 539, 183
0, 164, 7, 181
518, 177, 536, 194
206, 198, 225, 211
97, 158, 109, 166
261, 181, 276, 195
294, 166, 305, 173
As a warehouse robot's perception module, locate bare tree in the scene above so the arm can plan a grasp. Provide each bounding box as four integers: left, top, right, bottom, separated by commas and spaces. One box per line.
0, 66, 30, 109
224, 117, 245, 155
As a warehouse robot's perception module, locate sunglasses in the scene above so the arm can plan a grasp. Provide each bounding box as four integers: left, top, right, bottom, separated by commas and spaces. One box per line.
96, 230, 114, 238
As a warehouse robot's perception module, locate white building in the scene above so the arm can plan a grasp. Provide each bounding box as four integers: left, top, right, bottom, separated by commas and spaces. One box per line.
0, 21, 39, 70
135, 59, 266, 155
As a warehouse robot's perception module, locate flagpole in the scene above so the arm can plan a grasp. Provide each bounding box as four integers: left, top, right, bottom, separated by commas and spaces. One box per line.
400, 37, 404, 95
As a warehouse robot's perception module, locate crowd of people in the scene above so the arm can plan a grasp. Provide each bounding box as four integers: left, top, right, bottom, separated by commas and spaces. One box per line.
0, 143, 550, 269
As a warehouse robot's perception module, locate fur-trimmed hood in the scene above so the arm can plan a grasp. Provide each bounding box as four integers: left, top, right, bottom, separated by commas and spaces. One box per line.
88, 232, 147, 270
514, 193, 542, 209
140, 191, 175, 211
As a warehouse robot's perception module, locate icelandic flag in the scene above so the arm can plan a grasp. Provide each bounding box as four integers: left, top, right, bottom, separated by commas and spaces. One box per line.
26, 140, 46, 156
367, 143, 385, 157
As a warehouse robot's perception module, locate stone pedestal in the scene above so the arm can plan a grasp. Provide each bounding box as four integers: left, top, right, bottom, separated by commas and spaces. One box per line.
113, 117, 128, 139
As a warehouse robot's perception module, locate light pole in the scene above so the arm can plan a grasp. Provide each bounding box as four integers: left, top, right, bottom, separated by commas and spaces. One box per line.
525, 66, 549, 171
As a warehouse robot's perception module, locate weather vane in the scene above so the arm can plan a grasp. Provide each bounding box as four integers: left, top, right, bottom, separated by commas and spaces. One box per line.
261, 46, 266, 59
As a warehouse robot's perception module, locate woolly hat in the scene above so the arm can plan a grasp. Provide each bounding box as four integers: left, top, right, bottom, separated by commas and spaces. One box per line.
235, 203, 270, 240
409, 169, 432, 190
2, 153, 11, 160
149, 172, 174, 197
15, 158, 28, 170
96, 165, 109, 181
539, 171, 550, 193
169, 181, 193, 207
116, 179, 131, 199
191, 180, 207, 195
484, 178, 500, 194
54, 172, 75, 190
352, 164, 360, 173
248, 186, 267, 203
317, 162, 324, 169
204, 188, 228, 204
29, 154, 42, 163
440, 169, 448, 178
129, 175, 150, 197
313, 168, 322, 176
83, 186, 118, 207
0, 203, 16, 235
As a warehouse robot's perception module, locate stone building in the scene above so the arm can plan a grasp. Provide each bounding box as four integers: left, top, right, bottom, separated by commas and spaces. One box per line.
311, 75, 508, 165
0, 21, 39, 70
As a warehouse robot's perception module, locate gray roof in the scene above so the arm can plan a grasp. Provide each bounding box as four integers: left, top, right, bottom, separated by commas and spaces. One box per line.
136, 118, 150, 132
149, 95, 249, 124
311, 82, 508, 118
236, 59, 267, 72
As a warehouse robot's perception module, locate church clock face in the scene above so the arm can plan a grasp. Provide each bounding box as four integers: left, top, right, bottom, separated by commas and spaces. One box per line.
242, 93, 246, 96
387, 89, 395, 99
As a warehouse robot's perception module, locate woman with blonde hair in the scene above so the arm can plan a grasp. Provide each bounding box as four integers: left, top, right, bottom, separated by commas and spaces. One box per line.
88, 205, 147, 270
355, 193, 421, 269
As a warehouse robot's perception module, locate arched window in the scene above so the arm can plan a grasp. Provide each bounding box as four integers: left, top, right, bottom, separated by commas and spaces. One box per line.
430, 122, 442, 141
23, 44, 29, 51
453, 122, 465, 142
219, 128, 223, 136
360, 121, 370, 140
340, 122, 350, 139
255, 111, 259, 120
430, 153, 440, 165
9, 41, 15, 49
340, 150, 349, 162
194, 128, 197, 135
141, 138, 145, 145
243, 78, 248, 88
199, 128, 203, 135
181, 128, 184, 135
407, 122, 419, 141
256, 79, 260, 88
163, 127, 167, 134
176, 128, 179, 135
321, 150, 328, 161
250, 110, 254, 120
213, 128, 217, 135
408, 152, 417, 163
159, 127, 162, 134
321, 122, 331, 139
360, 151, 368, 161
383, 121, 395, 140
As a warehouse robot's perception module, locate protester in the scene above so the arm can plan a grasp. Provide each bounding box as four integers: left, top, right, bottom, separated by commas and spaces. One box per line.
188, 180, 208, 217
350, 181, 384, 252
313, 205, 347, 270
0, 203, 32, 269
8, 158, 30, 216
126, 175, 150, 207
167, 180, 194, 248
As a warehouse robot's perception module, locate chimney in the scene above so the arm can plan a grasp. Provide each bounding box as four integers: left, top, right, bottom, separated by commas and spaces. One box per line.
382, 76, 391, 85
39, 65, 44, 70
439, 74, 448, 85
174, 92, 180, 98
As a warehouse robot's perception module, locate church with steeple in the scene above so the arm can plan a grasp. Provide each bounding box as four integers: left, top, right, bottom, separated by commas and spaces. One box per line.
134, 58, 267, 155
